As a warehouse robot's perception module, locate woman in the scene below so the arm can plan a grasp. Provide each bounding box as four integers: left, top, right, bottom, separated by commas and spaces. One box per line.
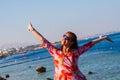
28, 23, 113, 80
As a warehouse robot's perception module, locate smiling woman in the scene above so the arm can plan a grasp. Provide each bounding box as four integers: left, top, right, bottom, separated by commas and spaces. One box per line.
27, 23, 113, 80
61, 32, 78, 53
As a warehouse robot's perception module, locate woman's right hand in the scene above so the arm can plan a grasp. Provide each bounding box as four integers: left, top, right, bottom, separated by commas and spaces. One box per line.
28, 23, 34, 32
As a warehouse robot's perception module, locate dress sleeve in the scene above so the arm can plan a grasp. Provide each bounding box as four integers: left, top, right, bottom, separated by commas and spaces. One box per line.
41, 38, 58, 57
78, 42, 93, 56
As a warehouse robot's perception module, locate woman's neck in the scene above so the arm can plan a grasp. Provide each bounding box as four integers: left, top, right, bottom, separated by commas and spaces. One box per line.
62, 46, 69, 53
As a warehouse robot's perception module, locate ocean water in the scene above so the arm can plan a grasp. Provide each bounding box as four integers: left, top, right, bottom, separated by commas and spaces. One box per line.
0, 32, 120, 80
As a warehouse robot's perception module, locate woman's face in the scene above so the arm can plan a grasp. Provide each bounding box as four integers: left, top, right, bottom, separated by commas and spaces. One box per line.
61, 33, 72, 47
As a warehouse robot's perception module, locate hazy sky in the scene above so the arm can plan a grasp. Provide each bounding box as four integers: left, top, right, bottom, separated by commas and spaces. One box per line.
0, 0, 120, 49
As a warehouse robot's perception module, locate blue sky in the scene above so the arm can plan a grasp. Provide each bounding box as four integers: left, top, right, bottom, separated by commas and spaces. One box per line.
0, 0, 120, 49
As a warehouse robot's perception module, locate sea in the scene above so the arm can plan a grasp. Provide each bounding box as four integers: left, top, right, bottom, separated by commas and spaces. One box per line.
0, 32, 120, 80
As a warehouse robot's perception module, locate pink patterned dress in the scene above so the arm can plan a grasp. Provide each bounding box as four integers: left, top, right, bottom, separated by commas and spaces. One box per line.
42, 39, 93, 80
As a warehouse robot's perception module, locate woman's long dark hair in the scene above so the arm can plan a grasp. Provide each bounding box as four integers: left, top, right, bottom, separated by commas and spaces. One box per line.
61, 31, 78, 52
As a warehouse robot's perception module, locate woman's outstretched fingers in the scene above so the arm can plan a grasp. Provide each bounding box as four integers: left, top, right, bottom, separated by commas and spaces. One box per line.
28, 23, 34, 31
105, 36, 114, 43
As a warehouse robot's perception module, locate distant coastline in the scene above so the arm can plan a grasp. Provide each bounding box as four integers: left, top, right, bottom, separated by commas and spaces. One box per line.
0, 41, 61, 58
0, 31, 119, 58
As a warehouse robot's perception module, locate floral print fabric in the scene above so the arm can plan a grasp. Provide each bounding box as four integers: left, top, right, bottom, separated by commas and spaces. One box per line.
41, 39, 93, 80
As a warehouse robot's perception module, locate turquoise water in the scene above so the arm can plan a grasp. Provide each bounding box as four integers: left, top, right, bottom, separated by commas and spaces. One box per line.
0, 32, 120, 80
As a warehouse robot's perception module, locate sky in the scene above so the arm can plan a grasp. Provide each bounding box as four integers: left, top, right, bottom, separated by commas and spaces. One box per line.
0, 0, 120, 49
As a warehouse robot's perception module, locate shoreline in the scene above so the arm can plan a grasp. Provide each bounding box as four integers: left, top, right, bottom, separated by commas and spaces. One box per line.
0, 41, 61, 58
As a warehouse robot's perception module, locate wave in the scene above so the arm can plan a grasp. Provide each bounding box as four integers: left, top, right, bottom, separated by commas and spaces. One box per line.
0, 48, 51, 68
0, 57, 52, 68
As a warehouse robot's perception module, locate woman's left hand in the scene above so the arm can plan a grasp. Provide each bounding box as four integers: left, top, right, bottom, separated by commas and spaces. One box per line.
103, 36, 114, 43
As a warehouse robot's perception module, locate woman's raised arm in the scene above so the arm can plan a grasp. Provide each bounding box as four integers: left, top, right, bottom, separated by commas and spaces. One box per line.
91, 35, 113, 45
